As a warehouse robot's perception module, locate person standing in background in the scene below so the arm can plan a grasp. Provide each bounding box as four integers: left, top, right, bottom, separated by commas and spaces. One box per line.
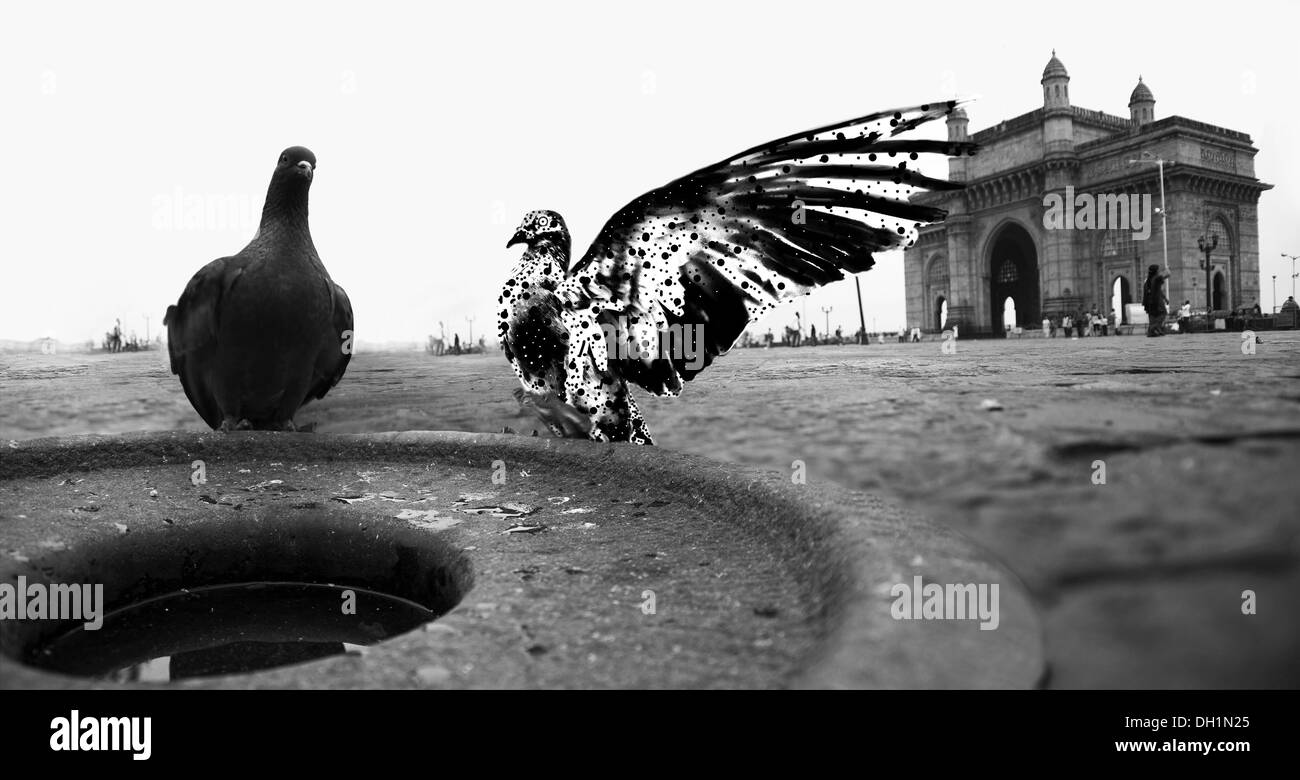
1143, 265, 1171, 337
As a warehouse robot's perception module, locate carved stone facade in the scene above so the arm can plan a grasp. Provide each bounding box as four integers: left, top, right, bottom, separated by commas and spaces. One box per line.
905, 53, 1271, 335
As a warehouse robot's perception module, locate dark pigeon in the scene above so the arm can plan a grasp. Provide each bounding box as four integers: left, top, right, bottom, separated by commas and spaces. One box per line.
164, 146, 353, 431
501, 102, 976, 444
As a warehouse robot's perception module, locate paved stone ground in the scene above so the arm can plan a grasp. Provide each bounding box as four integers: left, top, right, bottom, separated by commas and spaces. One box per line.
2, 331, 1298, 688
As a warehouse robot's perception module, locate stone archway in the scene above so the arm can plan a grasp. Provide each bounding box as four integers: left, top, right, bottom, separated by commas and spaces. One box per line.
987, 223, 1040, 336
924, 254, 949, 333
1213, 271, 1226, 312
1111, 275, 1132, 324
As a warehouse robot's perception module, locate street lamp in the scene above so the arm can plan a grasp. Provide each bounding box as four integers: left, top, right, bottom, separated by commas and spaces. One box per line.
821, 306, 832, 339
1126, 151, 1170, 277
1198, 233, 1218, 326
1273, 274, 1278, 313
1283, 253, 1299, 301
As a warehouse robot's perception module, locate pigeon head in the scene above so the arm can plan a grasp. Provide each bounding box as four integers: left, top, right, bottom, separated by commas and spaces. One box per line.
507, 210, 570, 251
259, 146, 317, 232
274, 146, 317, 183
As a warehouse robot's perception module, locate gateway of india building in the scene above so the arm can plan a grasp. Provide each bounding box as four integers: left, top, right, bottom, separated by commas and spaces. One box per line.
905, 52, 1271, 335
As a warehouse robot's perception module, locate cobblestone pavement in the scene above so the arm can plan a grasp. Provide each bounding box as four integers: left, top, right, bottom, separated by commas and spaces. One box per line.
3, 330, 1297, 688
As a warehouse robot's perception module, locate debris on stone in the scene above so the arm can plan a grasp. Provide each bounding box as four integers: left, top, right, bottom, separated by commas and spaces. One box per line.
395, 508, 462, 532
414, 665, 452, 686
462, 502, 536, 519
331, 493, 374, 504
980, 399, 1004, 412
503, 523, 546, 535
245, 479, 292, 492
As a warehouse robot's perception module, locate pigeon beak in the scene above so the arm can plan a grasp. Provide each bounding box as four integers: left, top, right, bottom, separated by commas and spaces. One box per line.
296, 160, 314, 178
507, 231, 527, 249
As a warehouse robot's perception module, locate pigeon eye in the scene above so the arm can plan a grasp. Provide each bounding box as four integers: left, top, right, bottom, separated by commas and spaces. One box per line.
279, 155, 287, 163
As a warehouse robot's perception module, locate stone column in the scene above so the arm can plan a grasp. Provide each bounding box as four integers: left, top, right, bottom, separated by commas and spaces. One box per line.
944, 215, 978, 333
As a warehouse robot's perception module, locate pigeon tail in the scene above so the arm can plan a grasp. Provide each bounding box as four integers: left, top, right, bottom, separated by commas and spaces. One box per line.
513, 388, 597, 439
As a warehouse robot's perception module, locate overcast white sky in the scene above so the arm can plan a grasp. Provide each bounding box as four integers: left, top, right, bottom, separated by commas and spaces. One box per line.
1, 0, 1296, 345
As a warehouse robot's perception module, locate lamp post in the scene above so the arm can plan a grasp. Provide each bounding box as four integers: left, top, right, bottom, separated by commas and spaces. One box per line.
1198, 233, 1218, 326
1126, 151, 1170, 277
821, 306, 832, 338
465, 315, 475, 345
854, 277, 867, 344
1273, 274, 1278, 313
1284, 253, 1299, 300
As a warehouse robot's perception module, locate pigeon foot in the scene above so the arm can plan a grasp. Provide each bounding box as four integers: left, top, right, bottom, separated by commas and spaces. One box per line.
218, 417, 254, 432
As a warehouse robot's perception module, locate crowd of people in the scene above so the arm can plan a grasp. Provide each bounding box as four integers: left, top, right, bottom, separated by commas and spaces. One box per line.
100, 318, 152, 352
1041, 306, 1120, 338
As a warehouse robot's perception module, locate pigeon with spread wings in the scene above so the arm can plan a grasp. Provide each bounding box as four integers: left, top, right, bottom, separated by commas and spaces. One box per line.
501, 101, 976, 444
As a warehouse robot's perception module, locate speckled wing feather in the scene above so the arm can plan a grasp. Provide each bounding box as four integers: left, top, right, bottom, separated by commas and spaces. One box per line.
569, 101, 976, 395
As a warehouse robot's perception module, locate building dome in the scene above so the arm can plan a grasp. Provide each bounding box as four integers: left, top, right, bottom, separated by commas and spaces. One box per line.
1041, 50, 1069, 83
1129, 76, 1156, 126
1129, 76, 1155, 105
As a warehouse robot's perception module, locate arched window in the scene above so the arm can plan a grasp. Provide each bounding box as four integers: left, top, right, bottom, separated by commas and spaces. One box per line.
1206, 216, 1234, 261
997, 257, 1019, 283
1101, 229, 1140, 262
926, 255, 949, 296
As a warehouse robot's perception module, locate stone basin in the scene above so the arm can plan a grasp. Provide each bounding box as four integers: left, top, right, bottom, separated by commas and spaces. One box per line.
0, 431, 1043, 689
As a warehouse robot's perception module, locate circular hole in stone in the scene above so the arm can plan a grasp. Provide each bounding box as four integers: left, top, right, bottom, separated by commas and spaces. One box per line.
3, 509, 473, 683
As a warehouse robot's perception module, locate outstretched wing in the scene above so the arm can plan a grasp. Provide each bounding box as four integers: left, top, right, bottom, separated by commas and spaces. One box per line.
569, 101, 975, 395
164, 255, 246, 428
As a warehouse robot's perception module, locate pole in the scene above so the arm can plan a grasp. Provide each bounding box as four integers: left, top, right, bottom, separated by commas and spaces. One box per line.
821, 306, 832, 337
465, 315, 475, 344
1199, 234, 1217, 326
854, 276, 867, 344
1273, 275, 1277, 313
1158, 159, 1168, 276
